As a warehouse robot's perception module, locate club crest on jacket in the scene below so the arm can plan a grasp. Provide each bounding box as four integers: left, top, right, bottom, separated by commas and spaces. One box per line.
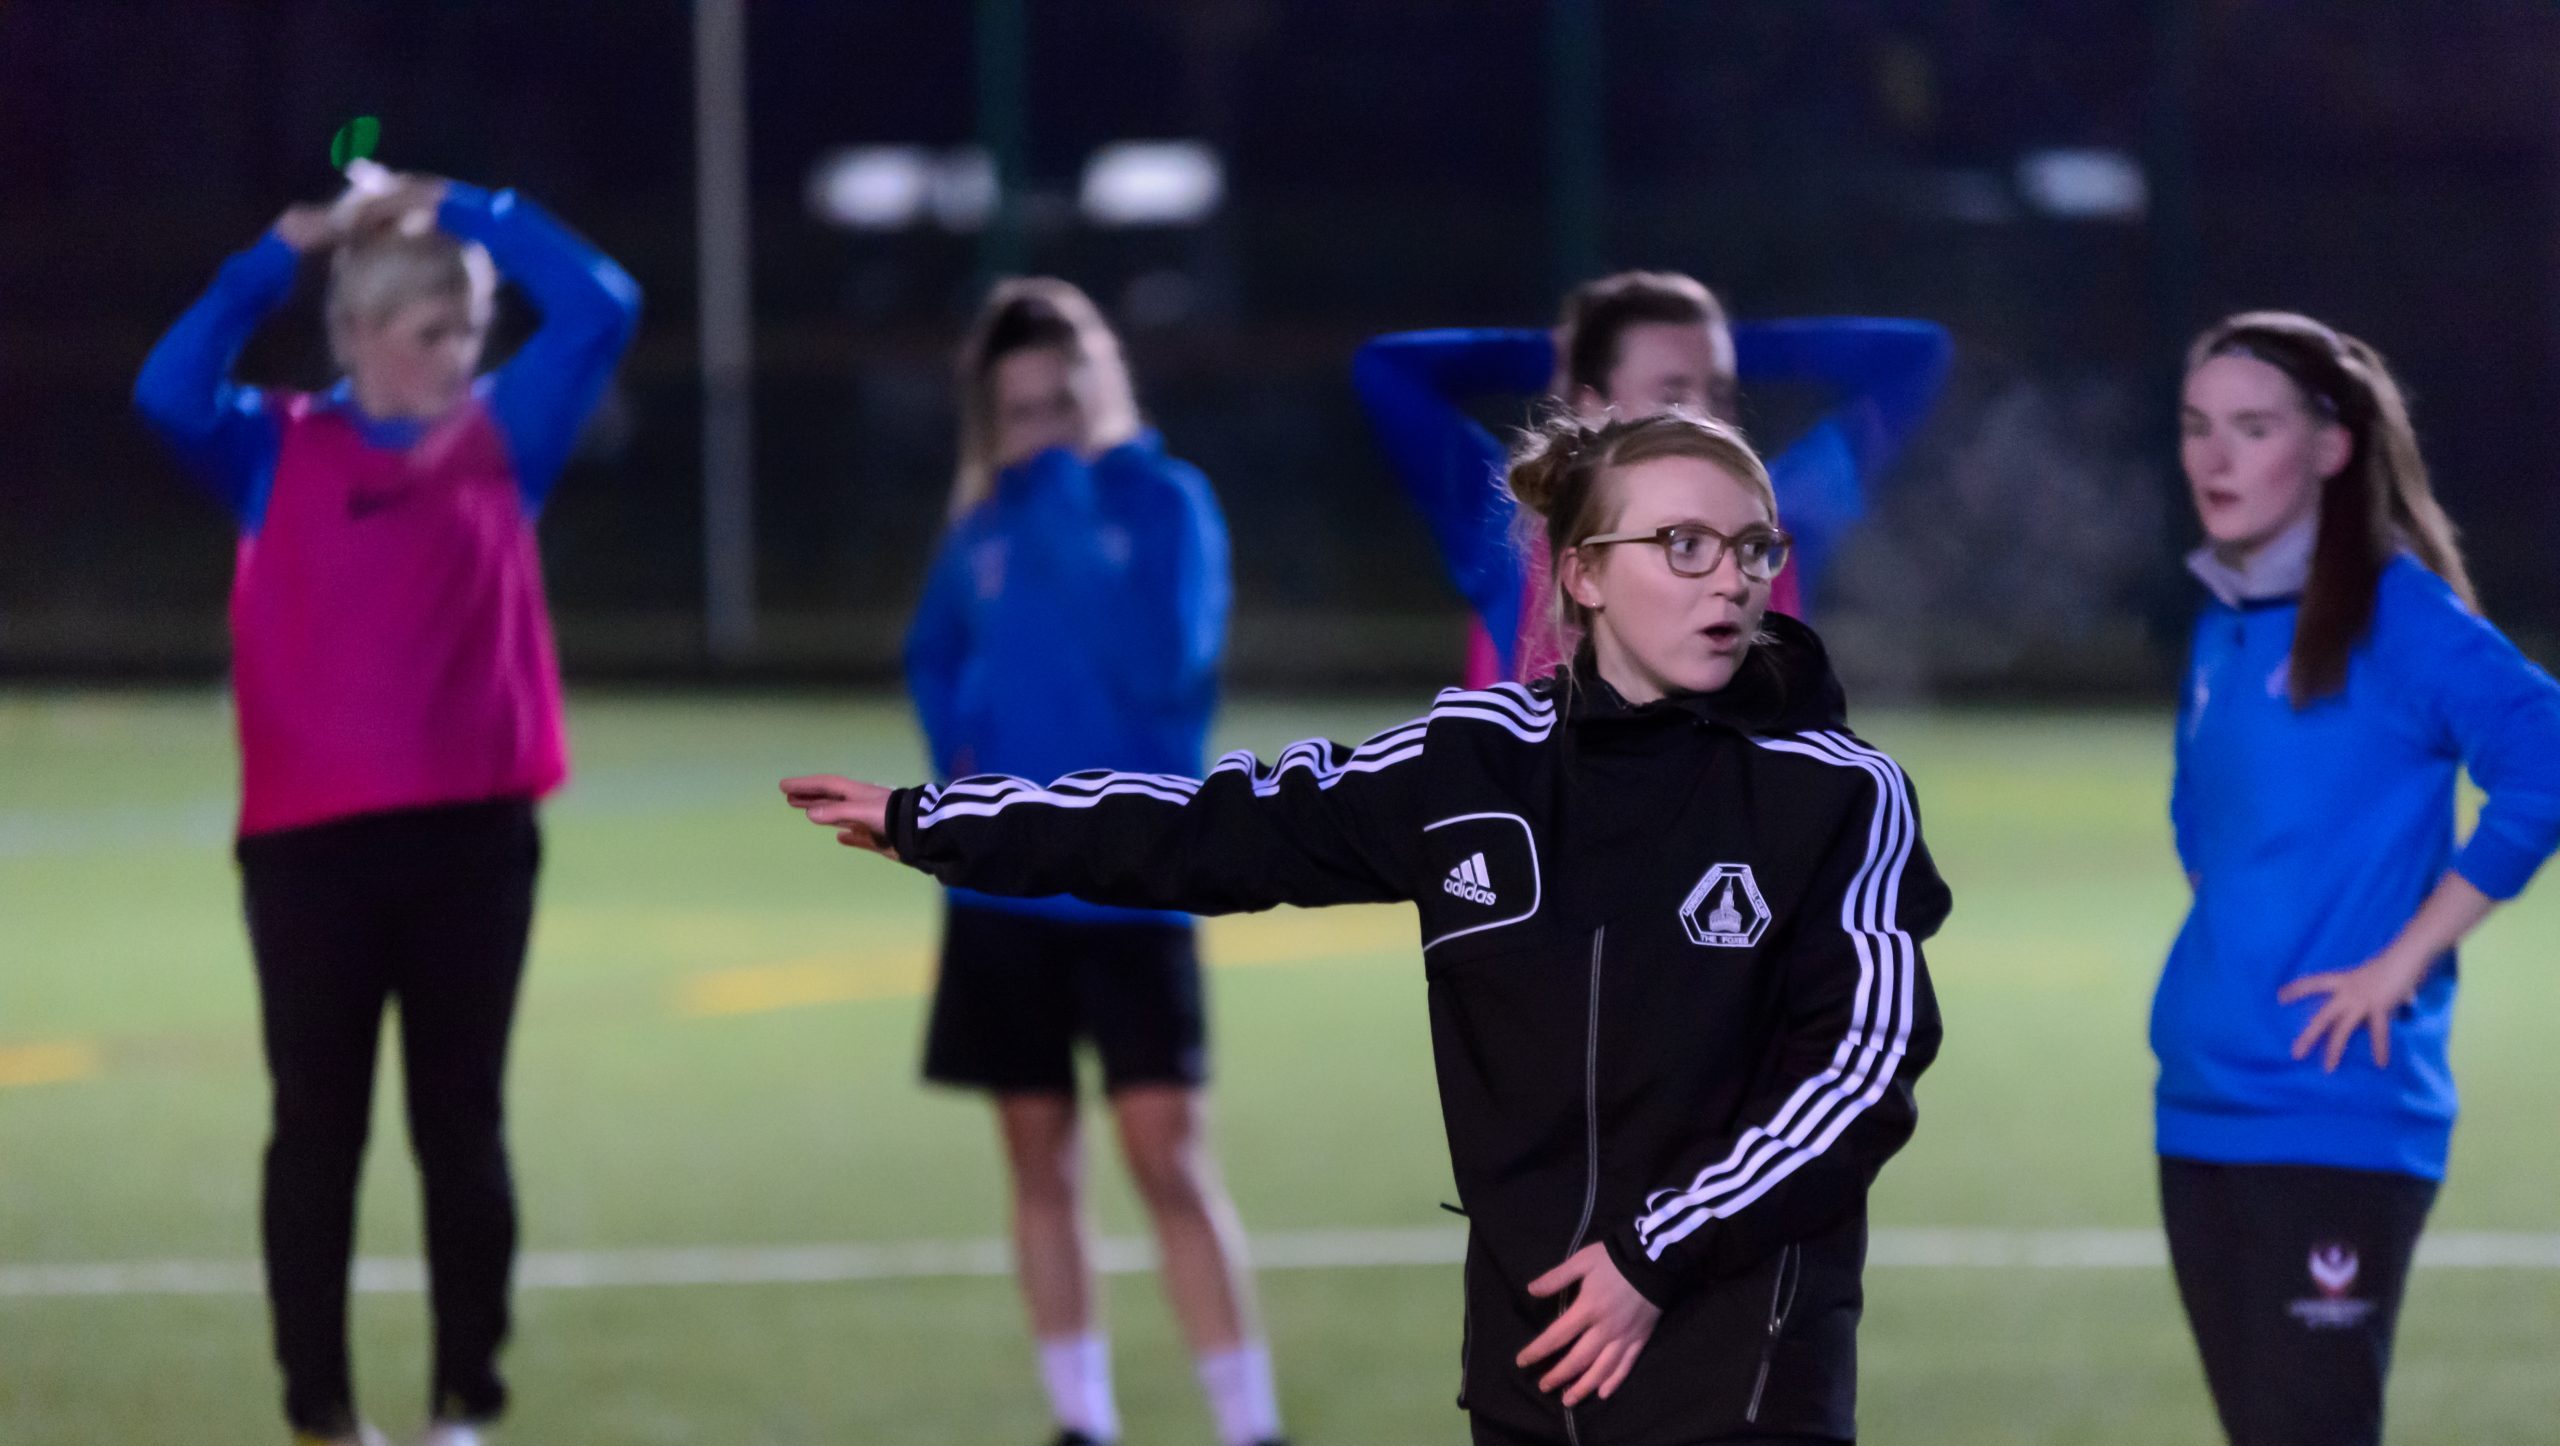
1681, 862, 1770, 948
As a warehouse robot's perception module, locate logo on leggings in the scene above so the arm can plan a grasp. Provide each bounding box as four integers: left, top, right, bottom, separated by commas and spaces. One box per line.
2288, 1243, 2375, 1329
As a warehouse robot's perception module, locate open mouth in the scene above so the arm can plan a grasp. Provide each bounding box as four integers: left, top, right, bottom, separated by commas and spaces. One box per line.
1702, 621, 1745, 647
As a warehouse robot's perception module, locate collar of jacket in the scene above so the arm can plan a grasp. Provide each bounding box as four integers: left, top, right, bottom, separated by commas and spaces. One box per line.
2186, 514, 2315, 608
1538, 612, 1851, 735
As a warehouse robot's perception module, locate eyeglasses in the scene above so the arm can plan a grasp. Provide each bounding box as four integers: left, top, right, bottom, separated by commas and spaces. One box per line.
1575, 522, 1793, 581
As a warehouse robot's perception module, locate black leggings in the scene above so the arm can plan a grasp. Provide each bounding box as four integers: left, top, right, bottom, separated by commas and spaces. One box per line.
238, 799, 539, 1435
2160, 1157, 2436, 1446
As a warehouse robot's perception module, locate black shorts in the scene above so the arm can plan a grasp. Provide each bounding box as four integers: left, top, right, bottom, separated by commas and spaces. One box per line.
921, 903, 1207, 1096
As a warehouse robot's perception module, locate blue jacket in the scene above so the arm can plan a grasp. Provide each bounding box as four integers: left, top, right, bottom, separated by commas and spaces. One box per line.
1350, 319, 1952, 675
904, 433, 1231, 925
2156, 556, 2560, 1179
134, 183, 643, 531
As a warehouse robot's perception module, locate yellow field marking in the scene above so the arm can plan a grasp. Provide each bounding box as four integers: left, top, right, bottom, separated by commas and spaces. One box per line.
0, 1040, 102, 1088
680, 905, 1414, 1019
677, 952, 934, 1017
1200, 904, 1411, 967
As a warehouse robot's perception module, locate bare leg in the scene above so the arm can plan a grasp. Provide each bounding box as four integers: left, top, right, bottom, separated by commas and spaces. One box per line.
1109, 1084, 1258, 1354
997, 1092, 1093, 1338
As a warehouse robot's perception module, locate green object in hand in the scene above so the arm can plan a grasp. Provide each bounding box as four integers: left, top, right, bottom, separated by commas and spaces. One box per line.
329, 116, 381, 171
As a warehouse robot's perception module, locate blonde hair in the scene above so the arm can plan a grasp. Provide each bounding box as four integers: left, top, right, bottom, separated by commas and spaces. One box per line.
2186, 310, 2473, 704
325, 214, 493, 362
1506, 408, 1776, 653
948, 277, 1141, 519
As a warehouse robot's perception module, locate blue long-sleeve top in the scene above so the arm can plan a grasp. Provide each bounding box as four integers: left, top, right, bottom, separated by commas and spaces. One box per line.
2154, 556, 2560, 1179
904, 432, 1232, 925
133, 183, 643, 531
1350, 318, 1952, 675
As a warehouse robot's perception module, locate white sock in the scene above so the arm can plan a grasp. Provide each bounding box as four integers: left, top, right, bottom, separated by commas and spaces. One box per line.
1195, 1341, 1282, 1446
1038, 1332, 1119, 1442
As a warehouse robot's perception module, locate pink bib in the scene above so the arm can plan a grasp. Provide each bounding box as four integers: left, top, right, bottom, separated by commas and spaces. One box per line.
229, 395, 567, 836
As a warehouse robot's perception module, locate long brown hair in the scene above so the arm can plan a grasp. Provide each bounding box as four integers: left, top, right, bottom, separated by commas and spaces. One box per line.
1505, 408, 1776, 657
948, 277, 1140, 519
2186, 311, 2474, 704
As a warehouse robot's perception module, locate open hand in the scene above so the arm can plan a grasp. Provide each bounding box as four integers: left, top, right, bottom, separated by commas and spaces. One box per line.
271, 203, 344, 253
780, 775, 898, 857
2279, 947, 2432, 1071
1516, 1242, 1660, 1407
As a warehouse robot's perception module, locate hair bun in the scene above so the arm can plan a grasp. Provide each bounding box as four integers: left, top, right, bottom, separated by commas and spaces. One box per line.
1505, 421, 1592, 521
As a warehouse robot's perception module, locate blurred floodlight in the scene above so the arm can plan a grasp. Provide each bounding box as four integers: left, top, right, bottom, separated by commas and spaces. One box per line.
807, 147, 929, 230
1080, 141, 1224, 227
928, 148, 999, 231
2017, 148, 2148, 221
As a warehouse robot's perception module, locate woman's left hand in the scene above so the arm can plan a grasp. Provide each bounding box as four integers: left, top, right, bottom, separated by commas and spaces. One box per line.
780, 775, 899, 857
1516, 1243, 1661, 1406
2279, 947, 2432, 1071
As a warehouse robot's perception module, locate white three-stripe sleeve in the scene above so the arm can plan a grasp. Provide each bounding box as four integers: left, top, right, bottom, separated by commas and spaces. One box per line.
1604, 730, 1948, 1303
891, 717, 1434, 915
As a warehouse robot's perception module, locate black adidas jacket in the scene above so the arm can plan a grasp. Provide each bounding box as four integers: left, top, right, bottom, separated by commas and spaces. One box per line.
885, 616, 1948, 1445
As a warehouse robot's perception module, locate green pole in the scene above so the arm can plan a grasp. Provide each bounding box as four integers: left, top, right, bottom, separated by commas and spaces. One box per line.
977, 0, 1029, 281
1548, 0, 1604, 292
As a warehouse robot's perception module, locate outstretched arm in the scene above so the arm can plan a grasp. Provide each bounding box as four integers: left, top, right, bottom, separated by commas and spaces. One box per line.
781, 715, 1431, 915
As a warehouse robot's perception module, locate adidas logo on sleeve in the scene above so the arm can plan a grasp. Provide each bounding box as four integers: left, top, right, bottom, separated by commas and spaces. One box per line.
1443, 852, 1498, 906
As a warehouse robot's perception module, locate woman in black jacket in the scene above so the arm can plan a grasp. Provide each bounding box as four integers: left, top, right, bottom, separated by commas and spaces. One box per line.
786, 411, 1949, 1446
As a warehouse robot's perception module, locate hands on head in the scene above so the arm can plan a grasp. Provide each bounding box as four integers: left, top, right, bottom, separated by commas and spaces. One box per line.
271, 168, 455, 254
780, 776, 899, 858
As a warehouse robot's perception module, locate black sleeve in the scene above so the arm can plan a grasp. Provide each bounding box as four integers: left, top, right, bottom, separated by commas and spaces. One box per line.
1604, 740, 1950, 1306
885, 718, 1430, 914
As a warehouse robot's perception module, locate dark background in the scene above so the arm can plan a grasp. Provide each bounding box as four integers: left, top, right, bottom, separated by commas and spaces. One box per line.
5, 0, 2555, 692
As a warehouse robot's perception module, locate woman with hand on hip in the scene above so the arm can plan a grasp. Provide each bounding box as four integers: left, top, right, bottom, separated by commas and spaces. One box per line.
2156, 311, 2560, 1446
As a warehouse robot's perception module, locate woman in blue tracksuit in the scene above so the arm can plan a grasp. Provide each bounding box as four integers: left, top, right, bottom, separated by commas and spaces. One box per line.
901, 278, 1282, 1446
1352, 269, 1950, 685
2158, 311, 2560, 1446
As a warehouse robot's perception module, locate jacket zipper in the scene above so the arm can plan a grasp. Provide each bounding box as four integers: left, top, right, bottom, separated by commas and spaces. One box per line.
1744, 1241, 1802, 1424
1561, 926, 1606, 1446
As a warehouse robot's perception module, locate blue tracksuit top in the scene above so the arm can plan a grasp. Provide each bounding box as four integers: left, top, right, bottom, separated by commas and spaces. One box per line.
2155, 555, 2560, 1179
903, 432, 1231, 926
133, 183, 643, 532
1350, 318, 1952, 675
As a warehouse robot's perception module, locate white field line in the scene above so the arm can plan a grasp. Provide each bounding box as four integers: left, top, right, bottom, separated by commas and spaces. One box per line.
0, 764, 773, 860
8, 1226, 2560, 1300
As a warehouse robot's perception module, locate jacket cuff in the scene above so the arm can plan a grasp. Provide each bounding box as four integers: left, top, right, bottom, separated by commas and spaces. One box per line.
1604, 1221, 1695, 1311
2453, 823, 2548, 903
885, 785, 931, 867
